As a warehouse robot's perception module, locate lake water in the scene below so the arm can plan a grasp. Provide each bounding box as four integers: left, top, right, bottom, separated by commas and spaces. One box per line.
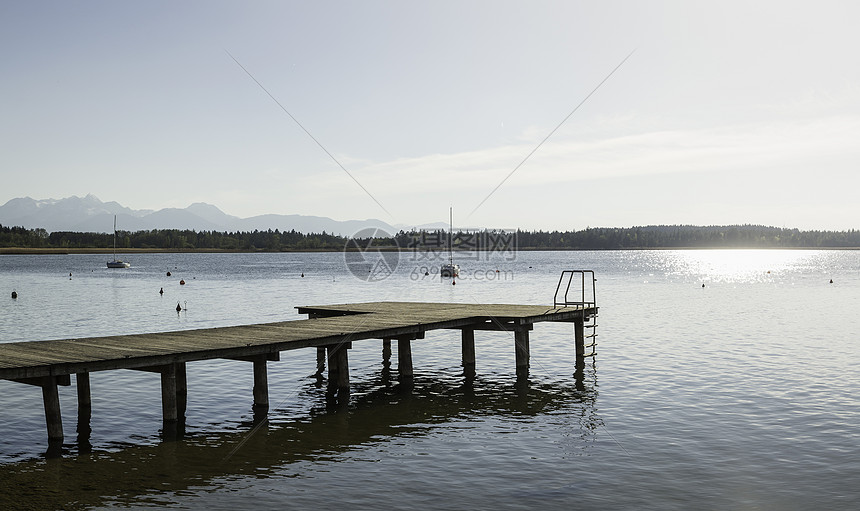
1, 250, 859, 510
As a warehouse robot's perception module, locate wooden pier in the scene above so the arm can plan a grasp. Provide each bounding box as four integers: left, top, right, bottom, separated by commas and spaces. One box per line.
0, 301, 597, 453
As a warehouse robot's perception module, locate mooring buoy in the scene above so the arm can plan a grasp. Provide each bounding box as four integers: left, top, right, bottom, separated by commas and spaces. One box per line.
11, 291, 18, 299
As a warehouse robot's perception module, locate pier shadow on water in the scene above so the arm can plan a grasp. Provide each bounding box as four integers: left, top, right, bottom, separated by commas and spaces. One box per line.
0, 363, 600, 511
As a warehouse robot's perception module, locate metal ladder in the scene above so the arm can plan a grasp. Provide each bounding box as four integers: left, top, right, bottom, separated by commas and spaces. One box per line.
553, 270, 598, 357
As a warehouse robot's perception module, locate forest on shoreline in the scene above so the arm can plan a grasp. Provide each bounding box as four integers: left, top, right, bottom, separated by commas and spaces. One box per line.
2, 223, 860, 252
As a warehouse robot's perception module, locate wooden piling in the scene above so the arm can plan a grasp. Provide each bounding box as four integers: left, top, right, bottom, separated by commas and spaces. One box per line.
41, 376, 64, 443
228, 353, 279, 412
397, 336, 413, 381
574, 318, 585, 358
574, 357, 586, 391
334, 345, 349, 392
382, 338, 392, 369
326, 344, 339, 395
461, 328, 476, 378
326, 343, 351, 398
75, 372, 92, 439
514, 327, 530, 379
381, 337, 393, 382
315, 346, 326, 376
252, 358, 269, 411
176, 362, 187, 421
160, 364, 178, 424
76, 373, 91, 409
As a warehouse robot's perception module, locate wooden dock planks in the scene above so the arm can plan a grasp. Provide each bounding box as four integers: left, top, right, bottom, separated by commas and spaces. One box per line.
0, 302, 596, 381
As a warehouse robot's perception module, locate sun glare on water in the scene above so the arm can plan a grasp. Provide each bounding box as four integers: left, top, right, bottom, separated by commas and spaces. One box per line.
664, 249, 831, 284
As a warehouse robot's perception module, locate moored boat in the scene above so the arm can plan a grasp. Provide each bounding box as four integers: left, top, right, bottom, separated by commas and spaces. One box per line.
441, 207, 459, 278
107, 215, 130, 268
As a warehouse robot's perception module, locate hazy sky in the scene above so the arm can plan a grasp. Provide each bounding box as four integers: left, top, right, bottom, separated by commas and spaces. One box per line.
3, 1, 859, 231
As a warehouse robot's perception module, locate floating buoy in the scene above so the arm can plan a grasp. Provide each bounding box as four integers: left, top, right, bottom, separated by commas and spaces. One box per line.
69, 272, 72, 277
11, 291, 17, 299
702, 283, 706, 288
159, 287, 164, 295
452, 280, 456, 286
425, 271, 429, 276
176, 302, 182, 312
301, 272, 304, 278
179, 279, 185, 285
167, 271, 171, 277
830, 279, 834, 284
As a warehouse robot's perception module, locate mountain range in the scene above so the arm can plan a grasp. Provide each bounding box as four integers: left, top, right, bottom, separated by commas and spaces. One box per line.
0, 195, 445, 235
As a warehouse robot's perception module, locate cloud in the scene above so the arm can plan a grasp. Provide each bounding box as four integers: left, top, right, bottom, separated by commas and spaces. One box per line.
348, 113, 860, 198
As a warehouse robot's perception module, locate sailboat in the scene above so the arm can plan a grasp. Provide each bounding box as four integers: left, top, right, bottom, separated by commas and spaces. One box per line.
440, 207, 459, 278
106, 215, 130, 268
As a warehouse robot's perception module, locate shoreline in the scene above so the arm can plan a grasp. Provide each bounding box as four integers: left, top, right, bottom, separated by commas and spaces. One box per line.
2, 246, 859, 255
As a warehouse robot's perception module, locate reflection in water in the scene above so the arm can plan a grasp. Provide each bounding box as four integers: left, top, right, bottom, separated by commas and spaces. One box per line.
661, 249, 830, 284
0, 364, 600, 510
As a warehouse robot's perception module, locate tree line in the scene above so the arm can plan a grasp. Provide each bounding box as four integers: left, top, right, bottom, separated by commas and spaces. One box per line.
2, 223, 860, 251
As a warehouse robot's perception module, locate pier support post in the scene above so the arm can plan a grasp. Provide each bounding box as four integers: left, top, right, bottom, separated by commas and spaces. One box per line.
397, 336, 414, 384
514, 327, 530, 380
335, 346, 349, 392
574, 357, 586, 392
160, 364, 178, 438
176, 362, 187, 424
382, 338, 392, 369
326, 343, 351, 402
382, 338, 392, 381
134, 363, 189, 437
225, 353, 279, 418
41, 376, 65, 454
76, 373, 92, 449
315, 347, 327, 377
13, 375, 69, 456
461, 328, 476, 378
574, 318, 585, 359
252, 357, 269, 413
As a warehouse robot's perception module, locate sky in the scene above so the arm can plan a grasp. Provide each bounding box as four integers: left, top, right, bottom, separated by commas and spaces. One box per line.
2, 1, 860, 232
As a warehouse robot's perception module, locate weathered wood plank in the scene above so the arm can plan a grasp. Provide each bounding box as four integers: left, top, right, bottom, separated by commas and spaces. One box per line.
1, 302, 597, 381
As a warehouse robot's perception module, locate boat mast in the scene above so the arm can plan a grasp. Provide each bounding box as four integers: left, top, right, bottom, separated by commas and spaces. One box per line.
448, 207, 453, 265
113, 215, 117, 260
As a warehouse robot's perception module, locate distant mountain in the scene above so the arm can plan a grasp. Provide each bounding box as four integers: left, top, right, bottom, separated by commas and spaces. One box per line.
0, 195, 397, 235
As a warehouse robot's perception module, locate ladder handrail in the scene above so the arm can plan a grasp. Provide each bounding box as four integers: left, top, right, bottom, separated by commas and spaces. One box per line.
553, 270, 597, 307
553, 270, 599, 356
